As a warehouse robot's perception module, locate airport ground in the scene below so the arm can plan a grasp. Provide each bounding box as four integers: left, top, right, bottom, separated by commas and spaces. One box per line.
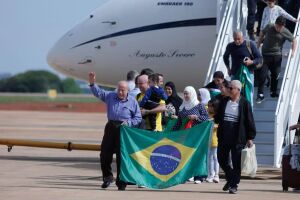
0, 110, 299, 200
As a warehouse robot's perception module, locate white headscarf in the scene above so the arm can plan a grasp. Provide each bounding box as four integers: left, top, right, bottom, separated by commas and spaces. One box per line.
179, 86, 199, 111
199, 88, 211, 105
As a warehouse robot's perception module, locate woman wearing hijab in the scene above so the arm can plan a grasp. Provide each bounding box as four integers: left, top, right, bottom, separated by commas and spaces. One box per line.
173, 86, 208, 131
164, 81, 183, 118
173, 86, 209, 184
198, 88, 211, 107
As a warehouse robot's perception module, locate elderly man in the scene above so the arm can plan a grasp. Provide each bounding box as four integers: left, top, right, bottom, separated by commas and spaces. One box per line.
223, 31, 262, 79
89, 72, 142, 191
214, 80, 256, 194
256, 16, 297, 102
136, 74, 166, 131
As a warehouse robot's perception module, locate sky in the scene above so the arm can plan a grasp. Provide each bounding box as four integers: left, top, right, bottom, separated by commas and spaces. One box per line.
0, 0, 106, 76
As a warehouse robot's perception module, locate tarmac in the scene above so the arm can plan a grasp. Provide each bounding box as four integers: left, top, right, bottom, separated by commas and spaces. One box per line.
0, 110, 299, 200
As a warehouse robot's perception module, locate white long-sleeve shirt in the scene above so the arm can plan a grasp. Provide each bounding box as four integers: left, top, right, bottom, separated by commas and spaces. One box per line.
260, 5, 296, 30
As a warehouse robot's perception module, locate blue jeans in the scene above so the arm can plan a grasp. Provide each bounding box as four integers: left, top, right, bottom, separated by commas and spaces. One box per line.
208, 147, 219, 178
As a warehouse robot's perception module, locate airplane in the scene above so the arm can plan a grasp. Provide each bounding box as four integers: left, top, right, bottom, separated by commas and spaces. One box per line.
47, 0, 218, 90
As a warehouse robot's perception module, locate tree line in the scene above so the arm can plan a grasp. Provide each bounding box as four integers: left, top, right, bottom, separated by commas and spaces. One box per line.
0, 70, 82, 93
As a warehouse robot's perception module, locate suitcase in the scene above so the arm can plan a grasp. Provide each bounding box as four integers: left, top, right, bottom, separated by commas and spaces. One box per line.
282, 130, 300, 192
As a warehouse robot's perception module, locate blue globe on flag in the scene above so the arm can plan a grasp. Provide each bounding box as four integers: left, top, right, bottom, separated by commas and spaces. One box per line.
150, 145, 181, 175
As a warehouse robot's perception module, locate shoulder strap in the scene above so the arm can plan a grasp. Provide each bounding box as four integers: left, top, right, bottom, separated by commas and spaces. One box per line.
246, 40, 254, 59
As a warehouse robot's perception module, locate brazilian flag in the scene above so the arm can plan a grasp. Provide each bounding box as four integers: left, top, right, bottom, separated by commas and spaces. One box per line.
120, 121, 213, 189
234, 65, 254, 107
209, 88, 221, 98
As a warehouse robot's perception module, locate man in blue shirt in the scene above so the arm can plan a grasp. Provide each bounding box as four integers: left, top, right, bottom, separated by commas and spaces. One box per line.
89, 72, 142, 191
223, 31, 262, 79
223, 31, 262, 105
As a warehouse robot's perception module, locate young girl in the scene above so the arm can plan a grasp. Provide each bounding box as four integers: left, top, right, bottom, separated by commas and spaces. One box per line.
206, 99, 220, 183
260, 0, 298, 32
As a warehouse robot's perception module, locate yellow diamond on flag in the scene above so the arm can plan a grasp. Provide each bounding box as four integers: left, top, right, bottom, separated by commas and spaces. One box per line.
130, 138, 196, 182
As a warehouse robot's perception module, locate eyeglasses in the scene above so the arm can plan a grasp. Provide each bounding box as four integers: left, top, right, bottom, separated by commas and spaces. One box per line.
229, 87, 235, 91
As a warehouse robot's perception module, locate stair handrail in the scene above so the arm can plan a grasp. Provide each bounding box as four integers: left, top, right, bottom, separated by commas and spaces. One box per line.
205, 0, 247, 85
274, 9, 300, 167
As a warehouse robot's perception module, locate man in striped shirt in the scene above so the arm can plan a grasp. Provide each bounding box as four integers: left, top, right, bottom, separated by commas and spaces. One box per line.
214, 80, 256, 194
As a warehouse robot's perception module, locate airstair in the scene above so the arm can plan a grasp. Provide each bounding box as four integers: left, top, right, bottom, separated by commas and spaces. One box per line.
207, 0, 300, 167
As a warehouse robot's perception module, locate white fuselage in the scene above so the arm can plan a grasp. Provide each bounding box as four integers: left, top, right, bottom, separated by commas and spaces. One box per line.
47, 0, 217, 90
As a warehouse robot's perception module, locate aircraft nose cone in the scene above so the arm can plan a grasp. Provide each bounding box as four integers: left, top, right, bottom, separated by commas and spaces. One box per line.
47, 38, 70, 72
47, 47, 58, 68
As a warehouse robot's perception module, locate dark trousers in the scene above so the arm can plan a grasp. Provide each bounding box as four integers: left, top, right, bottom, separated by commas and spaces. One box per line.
100, 120, 126, 188
256, 63, 268, 95
217, 143, 244, 188
257, 55, 282, 95
256, 0, 267, 35
267, 55, 282, 94
247, 0, 257, 34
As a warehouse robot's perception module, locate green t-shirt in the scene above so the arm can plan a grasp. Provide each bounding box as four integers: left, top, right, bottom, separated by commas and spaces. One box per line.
262, 24, 294, 56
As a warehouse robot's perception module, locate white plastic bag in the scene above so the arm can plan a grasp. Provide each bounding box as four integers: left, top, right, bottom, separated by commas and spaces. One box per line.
241, 144, 257, 177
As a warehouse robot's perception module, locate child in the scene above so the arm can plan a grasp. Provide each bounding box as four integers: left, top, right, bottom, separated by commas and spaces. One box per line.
139, 73, 168, 131
260, 0, 298, 32
206, 99, 220, 183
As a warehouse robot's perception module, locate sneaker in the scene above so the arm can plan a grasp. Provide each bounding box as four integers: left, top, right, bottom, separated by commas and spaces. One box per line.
213, 176, 219, 183
270, 92, 279, 98
188, 177, 194, 182
206, 177, 213, 183
256, 94, 265, 104
194, 180, 202, 184
223, 182, 230, 191
229, 187, 238, 194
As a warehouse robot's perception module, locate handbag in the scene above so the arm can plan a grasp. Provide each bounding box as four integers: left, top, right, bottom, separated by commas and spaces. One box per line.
246, 40, 263, 69
241, 144, 257, 177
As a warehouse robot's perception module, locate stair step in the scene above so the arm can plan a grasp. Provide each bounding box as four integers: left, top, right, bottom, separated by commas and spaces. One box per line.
255, 132, 273, 141
256, 143, 274, 154
253, 99, 278, 110
255, 122, 274, 132
257, 155, 274, 167
253, 110, 275, 121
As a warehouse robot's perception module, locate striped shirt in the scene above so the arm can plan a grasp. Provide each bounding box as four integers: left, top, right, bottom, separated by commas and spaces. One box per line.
221, 99, 239, 145
224, 100, 239, 123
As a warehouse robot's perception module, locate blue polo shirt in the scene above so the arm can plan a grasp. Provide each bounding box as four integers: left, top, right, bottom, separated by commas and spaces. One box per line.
90, 84, 142, 127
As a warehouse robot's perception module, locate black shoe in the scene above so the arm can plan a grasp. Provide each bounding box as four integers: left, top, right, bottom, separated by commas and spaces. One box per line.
270, 92, 279, 98
256, 94, 265, 104
229, 187, 238, 194
118, 185, 126, 191
101, 180, 113, 189
223, 182, 230, 191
